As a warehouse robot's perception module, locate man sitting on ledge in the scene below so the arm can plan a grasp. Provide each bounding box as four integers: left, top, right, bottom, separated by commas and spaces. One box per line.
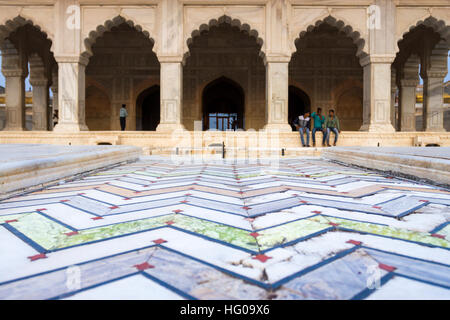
311, 107, 326, 147
325, 109, 340, 147
293, 112, 311, 148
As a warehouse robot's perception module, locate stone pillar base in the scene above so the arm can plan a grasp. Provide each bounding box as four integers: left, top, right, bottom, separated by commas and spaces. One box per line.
156, 123, 186, 132
3, 126, 26, 131
53, 123, 89, 132
425, 127, 446, 133
359, 123, 396, 133
264, 123, 292, 132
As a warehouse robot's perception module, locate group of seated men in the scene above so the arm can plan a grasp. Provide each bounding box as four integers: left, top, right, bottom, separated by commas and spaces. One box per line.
292, 108, 340, 147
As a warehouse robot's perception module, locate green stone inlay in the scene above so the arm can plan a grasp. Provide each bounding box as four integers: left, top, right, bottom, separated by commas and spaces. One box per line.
172, 215, 258, 251
257, 219, 330, 251
10, 212, 72, 250
54, 214, 173, 250
310, 215, 450, 248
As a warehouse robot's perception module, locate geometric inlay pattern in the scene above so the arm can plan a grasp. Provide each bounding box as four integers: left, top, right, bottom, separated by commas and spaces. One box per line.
0, 157, 449, 299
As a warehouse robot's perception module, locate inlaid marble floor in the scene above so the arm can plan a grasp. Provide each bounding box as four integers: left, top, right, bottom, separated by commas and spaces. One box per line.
0, 157, 449, 299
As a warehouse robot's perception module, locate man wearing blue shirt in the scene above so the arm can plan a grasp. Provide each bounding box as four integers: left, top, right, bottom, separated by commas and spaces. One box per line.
311, 108, 326, 147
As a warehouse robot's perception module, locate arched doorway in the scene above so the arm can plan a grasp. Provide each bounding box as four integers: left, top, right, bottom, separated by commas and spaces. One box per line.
288, 86, 311, 131
202, 77, 244, 131
289, 22, 363, 131
393, 22, 448, 131
136, 85, 160, 131
85, 21, 160, 131
183, 21, 265, 131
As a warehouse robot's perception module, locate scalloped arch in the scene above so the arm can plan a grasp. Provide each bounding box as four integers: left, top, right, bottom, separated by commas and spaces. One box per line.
397, 16, 450, 53
183, 15, 265, 65
0, 15, 54, 51
293, 15, 368, 60
82, 15, 156, 60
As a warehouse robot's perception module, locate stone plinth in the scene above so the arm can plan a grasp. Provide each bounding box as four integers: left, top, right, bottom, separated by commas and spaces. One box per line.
0, 144, 141, 197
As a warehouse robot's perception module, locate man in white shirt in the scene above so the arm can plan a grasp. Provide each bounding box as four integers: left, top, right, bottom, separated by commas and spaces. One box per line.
119, 104, 128, 131
293, 111, 311, 147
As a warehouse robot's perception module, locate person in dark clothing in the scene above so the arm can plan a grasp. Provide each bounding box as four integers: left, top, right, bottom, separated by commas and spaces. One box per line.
293, 111, 311, 147
119, 104, 128, 131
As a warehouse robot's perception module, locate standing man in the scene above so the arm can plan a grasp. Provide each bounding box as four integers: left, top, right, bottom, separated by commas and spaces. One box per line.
325, 109, 340, 147
311, 107, 326, 147
119, 104, 128, 131
293, 111, 311, 147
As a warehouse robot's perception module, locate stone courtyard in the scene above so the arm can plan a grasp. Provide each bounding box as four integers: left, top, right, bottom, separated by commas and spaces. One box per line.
0, 155, 449, 300
0, 0, 449, 303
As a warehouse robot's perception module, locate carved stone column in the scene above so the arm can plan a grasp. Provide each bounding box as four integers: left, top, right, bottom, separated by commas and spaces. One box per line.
390, 68, 397, 130
422, 41, 448, 132
53, 56, 89, 132
1, 40, 27, 131
360, 55, 396, 132
156, 57, 185, 132
399, 54, 420, 132
50, 68, 58, 130
264, 57, 291, 132
29, 54, 50, 131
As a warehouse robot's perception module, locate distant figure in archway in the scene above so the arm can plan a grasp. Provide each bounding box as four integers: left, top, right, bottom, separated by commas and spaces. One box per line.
120, 104, 128, 131
202, 77, 244, 131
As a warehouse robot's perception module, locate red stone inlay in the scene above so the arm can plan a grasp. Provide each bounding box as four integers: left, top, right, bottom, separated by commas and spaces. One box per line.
134, 262, 154, 271
378, 263, 396, 272
28, 253, 47, 261
346, 240, 362, 246
65, 231, 79, 236
252, 254, 272, 263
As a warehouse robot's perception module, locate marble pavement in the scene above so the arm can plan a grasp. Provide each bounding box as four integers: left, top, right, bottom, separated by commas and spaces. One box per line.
0, 156, 449, 299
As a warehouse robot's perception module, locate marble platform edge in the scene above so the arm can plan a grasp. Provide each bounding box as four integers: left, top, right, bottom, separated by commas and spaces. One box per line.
0, 145, 142, 196
322, 147, 450, 186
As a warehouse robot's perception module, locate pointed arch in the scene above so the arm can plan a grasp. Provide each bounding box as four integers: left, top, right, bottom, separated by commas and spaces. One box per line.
293, 15, 368, 61
0, 15, 54, 49
183, 15, 265, 65
397, 16, 450, 53
82, 15, 156, 60
202, 76, 245, 131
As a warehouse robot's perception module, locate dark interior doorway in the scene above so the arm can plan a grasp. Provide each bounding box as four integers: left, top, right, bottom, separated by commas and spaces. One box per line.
136, 85, 160, 131
288, 86, 311, 131
202, 77, 244, 131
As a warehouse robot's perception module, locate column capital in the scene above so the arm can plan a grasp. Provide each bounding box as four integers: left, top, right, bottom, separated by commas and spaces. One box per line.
157, 55, 183, 64
400, 79, 420, 87
360, 54, 396, 67
55, 55, 89, 66
29, 78, 50, 87
1, 69, 27, 77
263, 55, 291, 65
425, 71, 448, 79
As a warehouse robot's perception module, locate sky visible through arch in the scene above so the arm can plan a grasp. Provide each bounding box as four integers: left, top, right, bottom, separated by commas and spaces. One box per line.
0, 55, 449, 90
